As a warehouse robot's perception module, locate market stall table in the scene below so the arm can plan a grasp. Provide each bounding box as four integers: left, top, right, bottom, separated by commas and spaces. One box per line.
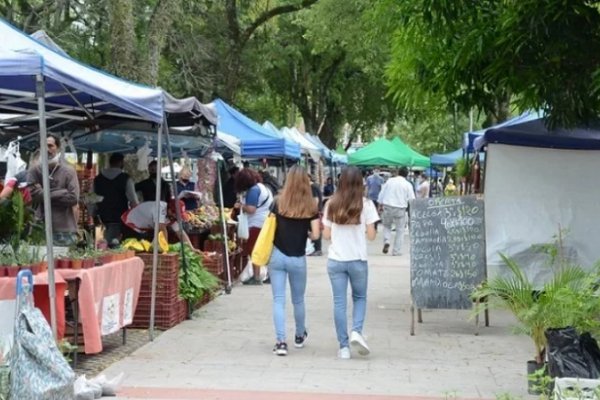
57, 257, 144, 356
0, 271, 67, 340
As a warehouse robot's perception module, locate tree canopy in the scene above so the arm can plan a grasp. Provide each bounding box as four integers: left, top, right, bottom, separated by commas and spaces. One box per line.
2, 0, 599, 153
381, 0, 600, 129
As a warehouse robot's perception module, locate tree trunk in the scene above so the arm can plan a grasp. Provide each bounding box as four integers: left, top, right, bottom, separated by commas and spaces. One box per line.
107, 0, 137, 81
141, 0, 182, 86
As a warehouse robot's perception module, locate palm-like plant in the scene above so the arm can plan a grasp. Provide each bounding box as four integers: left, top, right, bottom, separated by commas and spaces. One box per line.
473, 253, 600, 364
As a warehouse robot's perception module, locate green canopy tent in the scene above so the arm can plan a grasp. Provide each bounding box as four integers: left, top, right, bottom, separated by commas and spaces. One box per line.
348, 137, 430, 167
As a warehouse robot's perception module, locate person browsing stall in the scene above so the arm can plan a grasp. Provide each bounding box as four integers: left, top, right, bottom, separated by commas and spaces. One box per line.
121, 200, 198, 251
234, 168, 273, 285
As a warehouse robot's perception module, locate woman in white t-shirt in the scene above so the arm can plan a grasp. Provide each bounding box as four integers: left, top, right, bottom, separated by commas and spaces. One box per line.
323, 166, 379, 359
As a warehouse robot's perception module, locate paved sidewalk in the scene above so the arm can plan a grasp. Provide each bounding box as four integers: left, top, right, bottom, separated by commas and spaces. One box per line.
105, 236, 533, 400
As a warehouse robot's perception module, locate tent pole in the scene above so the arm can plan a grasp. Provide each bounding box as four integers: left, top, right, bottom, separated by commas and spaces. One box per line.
216, 159, 232, 294
36, 74, 57, 339
164, 121, 191, 318
281, 157, 286, 175
149, 123, 163, 341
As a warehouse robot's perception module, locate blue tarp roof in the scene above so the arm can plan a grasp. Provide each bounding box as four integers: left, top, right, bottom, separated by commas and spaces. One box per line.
463, 110, 543, 152
476, 118, 600, 150
430, 148, 485, 166
0, 18, 216, 136
430, 148, 463, 166
213, 99, 300, 159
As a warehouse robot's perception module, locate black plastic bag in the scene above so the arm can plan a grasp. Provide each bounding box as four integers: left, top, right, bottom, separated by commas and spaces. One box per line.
546, 327, 600, 378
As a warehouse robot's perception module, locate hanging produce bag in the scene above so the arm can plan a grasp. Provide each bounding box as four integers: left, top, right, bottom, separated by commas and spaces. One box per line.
237, 209, 249, 240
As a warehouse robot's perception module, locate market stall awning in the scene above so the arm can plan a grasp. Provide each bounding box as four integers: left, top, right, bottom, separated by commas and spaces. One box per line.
0, 18, 216, 130
463, 110, 542, 152
475, 118, 600, 151
212, 99, 300, 159
349, 137, 430, 167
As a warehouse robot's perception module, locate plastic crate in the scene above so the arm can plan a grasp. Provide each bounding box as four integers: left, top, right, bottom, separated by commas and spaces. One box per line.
202, 253, 224, 276
554, 378, 600, 400
137, 253, 179, 276
131, 298, 187, 329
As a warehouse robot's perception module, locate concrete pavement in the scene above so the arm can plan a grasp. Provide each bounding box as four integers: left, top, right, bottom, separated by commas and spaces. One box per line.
104, 234, 533, 400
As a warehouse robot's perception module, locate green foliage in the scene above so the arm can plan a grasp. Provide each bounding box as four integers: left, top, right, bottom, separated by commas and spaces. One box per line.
380, 0, 600, 129
528, 364, 553, 399
169, 243, 220, 303
58, 339, 78, 363
455, 158, 471, 179
0, 192, 43, 251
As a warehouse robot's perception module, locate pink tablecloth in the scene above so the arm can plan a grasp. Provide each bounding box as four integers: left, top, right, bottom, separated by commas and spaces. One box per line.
58, 257, 144, 354
0, 271, 66, 300
0, 272, 67, 339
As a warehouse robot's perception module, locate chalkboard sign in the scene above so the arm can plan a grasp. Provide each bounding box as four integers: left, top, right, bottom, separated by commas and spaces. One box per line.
409, 195, 486, 310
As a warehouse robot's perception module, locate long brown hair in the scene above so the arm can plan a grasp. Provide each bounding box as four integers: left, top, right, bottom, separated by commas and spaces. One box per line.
327, 166, 364, 225
277, 165, 317, 218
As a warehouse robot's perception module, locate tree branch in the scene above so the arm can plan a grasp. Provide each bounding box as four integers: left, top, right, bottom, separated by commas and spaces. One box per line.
240, 0, 319, 47
225, 0, 240, 45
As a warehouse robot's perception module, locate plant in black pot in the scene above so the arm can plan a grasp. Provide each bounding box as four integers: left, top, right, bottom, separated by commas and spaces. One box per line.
473, 232, 600, 394
473, 253, 549, 371
541, 264, 600, 380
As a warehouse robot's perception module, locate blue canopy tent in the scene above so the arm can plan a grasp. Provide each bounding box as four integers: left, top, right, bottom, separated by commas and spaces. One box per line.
463, 110, 543, 153
430, 148, 485, 166
213, 99, 300, 159
430, 148, 463, 166
0, 17, 220, 339
474, 118, 600, 150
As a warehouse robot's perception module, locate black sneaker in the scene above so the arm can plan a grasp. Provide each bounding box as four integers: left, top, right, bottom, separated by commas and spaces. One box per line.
294, 331, 308, 348
273, 342, 288, 356
382, 243, 390, 254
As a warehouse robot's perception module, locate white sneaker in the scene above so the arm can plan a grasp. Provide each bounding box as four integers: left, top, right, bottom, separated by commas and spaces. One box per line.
338, 347, 351, 359
350, 331, 370, 356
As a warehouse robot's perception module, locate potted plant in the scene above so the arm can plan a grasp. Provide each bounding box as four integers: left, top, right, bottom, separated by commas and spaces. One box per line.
68, 250, 84, 270
81, 250, 95, 269
0, 248, 14, 277
56, 256, 71, 269
473, 231, 600, 394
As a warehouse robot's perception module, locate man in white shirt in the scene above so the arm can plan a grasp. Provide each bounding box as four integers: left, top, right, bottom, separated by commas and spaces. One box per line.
377, 166, 415, 255
417, 172, 430, 199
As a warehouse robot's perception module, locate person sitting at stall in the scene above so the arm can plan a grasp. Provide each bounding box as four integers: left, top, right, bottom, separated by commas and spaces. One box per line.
176, 166, 199, 211
121, 199, 200, 251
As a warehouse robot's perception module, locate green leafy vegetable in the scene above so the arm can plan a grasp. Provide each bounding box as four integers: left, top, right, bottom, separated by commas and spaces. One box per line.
169, 243, 221, 302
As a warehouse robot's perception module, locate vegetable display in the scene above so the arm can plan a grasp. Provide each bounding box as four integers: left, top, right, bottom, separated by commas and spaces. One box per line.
169, 243, 221, 302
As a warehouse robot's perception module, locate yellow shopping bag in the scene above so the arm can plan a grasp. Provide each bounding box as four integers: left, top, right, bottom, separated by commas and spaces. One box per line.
251, 213, 276, 266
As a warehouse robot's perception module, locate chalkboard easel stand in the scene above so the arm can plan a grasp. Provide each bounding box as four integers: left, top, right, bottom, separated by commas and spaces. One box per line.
410, 301, 489, 336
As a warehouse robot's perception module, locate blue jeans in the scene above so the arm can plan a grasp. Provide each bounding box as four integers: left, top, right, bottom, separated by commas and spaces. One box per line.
327, 259, 368, 348
268, 247, 307, 342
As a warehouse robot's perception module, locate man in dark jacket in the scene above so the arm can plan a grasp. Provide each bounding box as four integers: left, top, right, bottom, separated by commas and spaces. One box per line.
94, 152, 138, 244
135, 160, 171, 202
